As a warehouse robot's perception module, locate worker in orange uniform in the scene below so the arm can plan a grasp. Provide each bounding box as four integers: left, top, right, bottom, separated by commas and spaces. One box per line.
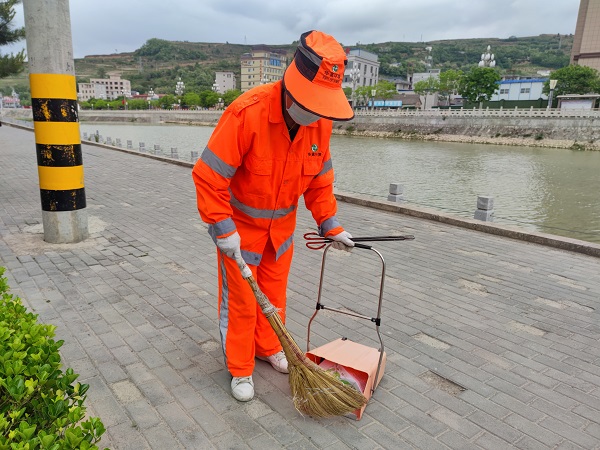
192, 30, 355, 402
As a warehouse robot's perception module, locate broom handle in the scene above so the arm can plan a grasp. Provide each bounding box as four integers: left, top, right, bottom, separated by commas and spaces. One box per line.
236, 259, 278, 318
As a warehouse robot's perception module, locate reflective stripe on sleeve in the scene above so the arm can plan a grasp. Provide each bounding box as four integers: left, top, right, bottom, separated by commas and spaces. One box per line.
318, 216, 341, 236
201, 146, 237, 179
208, 218, 237, 241
315, 158, 333, 178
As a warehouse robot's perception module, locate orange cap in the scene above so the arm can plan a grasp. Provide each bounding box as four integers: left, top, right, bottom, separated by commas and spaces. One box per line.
283, 30, 354, 121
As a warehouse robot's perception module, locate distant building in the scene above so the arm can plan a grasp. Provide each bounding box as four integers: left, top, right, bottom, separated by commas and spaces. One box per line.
410, 69, 440, 89
342, 48, 380, 89
379, 76, 411, 92
571, 0, 600, 70
77, 83, 107, 102
240, 46, 287, 92
78, 74, 131, 101
396, 93, 422, 109
214, 71, 236, 93
1, 92, 20, 108
490, 78, 548, 101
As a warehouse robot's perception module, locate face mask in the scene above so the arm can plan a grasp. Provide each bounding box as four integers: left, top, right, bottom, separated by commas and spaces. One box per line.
286, 101, 320, 126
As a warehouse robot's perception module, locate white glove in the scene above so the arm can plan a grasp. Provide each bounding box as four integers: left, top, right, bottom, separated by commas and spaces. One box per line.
217, 231, 243, 261
217, 232, 252, 278
329, 231, 354, 251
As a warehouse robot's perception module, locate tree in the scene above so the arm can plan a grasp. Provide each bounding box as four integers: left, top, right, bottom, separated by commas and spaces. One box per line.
355, 85, 374, 108
158, 94, 176, 109
199, 90, 219, 108
373, 80, 397, 100
223, 89, 241, 106
0, 0, 25, 78
413, 76, 440, 109
96, 67, 107, 79
458, 67, 501, 107
182, 91, 200, 108
413, 76, 439, 97
542, 65, 600, 96
438, 69, 463, 106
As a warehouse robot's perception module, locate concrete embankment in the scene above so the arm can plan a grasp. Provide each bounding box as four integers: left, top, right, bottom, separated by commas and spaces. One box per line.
3, 108, 600, 150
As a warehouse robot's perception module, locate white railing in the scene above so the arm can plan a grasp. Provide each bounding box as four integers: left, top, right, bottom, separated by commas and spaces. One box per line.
355, 107, 600, 118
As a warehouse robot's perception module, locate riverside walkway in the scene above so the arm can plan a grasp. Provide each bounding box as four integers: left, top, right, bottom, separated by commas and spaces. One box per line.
1, 124, 600, 449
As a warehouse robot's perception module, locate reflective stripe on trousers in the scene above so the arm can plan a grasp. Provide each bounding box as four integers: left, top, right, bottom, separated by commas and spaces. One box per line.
217, 239, 293, 377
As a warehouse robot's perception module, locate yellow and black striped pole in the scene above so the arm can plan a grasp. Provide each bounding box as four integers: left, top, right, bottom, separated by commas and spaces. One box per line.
23, 0, 88, 243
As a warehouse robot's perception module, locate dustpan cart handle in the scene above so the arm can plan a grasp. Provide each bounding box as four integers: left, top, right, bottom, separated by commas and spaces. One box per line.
306, 243, 386, 393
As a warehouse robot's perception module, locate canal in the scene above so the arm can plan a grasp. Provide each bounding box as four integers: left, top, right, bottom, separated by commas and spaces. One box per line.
79, 122, 600, 244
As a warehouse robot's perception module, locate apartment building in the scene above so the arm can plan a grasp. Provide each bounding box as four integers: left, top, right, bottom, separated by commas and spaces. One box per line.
214, 71, 236, 94
240, 46, 287, 92
78, 74, 131, 101
342, 49, 380, 89
571, 0, 600, 70
77, 83, 107, 102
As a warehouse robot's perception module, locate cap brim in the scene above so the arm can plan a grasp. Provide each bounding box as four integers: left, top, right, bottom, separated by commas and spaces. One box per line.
284, 60, 354, 121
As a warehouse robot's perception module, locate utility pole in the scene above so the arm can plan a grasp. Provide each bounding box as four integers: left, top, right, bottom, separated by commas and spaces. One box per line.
23, 0, 88, 243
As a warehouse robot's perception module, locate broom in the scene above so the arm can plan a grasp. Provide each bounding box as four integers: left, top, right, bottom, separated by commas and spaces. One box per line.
237, 260, 367, 418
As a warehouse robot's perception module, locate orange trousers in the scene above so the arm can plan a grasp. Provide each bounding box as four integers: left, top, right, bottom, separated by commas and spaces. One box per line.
217, 239, 292, 377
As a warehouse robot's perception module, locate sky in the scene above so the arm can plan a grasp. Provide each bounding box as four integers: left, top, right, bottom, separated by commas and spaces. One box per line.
4, 0, 581, 59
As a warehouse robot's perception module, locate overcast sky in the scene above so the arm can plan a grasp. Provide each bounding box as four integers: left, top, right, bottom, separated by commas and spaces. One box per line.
4, 0, 581, 59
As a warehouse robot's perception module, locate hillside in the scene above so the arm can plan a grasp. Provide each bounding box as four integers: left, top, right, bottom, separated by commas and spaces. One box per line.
0, 34, 573, 101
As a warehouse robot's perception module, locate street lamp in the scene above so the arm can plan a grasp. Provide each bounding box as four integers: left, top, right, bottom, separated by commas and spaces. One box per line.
175, 77, 185, 96
11, 89, 18, 108
349, 66, 359, 110
212, 83, 219, 109
547, 79, 558, 110
478, 45, 496, 68
371, 89, 376, 113
148, 88, 154, 110
120, 90, 128, 110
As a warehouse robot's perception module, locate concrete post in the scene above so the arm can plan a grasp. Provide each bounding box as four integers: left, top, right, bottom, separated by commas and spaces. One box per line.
23, 0, 88, 243
474, 196, 494, 221
127, 140, 132, 149
106, 136, 112, 145
190, 150, 199, 161
170, 147, 179, 159
139, 142, 145, 152
387, 183, 404, 202
153, 144, 161, 155
115, 138, 121, 147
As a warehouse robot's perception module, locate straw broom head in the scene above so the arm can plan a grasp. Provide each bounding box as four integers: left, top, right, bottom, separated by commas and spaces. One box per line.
244, 271, 367, 418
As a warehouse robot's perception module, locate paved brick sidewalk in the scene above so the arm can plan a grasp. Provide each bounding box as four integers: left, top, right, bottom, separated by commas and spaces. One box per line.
1, 124, 600, 449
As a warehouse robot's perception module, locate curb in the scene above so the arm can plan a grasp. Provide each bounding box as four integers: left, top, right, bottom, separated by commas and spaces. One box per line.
335, 191, 600, 258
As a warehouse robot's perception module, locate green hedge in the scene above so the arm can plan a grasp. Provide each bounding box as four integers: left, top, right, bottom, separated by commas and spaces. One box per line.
0, 268, 108, 450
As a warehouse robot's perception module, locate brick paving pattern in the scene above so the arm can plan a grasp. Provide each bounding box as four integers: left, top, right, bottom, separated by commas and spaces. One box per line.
1, 125, 600, 449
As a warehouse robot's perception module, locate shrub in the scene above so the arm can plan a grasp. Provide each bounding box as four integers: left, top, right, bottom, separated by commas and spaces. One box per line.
0, 268, 108, 450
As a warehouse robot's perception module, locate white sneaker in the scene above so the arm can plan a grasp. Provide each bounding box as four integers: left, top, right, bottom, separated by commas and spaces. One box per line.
257, 350, 289, 374
231, 376, 254, 402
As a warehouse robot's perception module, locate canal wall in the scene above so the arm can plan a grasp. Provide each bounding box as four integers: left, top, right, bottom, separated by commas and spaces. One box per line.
3, 108, 600, 150
339, 113, 600, 150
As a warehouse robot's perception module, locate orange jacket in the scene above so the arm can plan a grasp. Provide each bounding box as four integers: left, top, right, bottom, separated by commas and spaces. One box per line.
192, 81, 343, 265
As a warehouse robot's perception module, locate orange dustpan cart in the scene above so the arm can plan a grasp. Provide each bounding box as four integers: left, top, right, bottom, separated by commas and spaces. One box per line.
305, 243, 388, 420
